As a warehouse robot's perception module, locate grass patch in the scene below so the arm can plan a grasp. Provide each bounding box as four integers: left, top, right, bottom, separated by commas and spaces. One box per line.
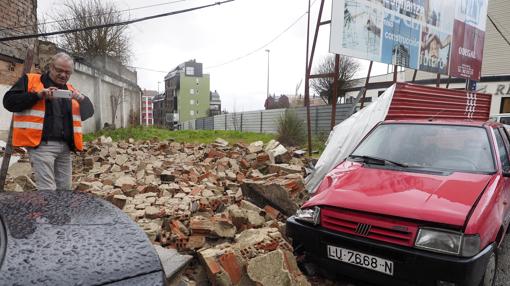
83, 127, 275, 145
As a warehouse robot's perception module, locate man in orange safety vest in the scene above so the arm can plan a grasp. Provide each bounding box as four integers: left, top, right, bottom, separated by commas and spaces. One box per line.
3, 52, 94, 191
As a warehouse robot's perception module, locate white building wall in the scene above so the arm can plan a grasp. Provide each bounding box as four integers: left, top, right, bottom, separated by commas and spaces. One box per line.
0, 85, 13, 131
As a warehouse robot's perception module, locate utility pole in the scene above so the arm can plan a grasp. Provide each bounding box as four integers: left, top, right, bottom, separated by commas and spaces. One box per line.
265, 49, 270, 98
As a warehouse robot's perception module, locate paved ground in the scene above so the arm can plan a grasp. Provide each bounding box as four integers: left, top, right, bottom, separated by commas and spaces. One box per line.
496, 234, 510, 286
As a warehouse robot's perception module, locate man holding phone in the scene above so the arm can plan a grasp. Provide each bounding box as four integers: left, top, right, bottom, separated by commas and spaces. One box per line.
3, 52, 94, 191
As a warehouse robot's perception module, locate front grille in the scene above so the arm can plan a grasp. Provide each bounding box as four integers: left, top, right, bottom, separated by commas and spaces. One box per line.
321, 207, 419, 247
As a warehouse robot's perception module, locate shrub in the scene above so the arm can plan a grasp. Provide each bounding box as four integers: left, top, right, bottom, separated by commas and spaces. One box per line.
277, 110, 306, 147
312, 131, 329, 154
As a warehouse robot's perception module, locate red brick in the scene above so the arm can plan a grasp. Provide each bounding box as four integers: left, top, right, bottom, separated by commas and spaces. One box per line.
239, 159, 250, 169
264, 205, 281, 220
191, 188, 202, 196
190, 216, 214, 235
208, 149, 225, 159
186, 235, 205, 249
203, 256, 222, 277
219, 252, 242, 284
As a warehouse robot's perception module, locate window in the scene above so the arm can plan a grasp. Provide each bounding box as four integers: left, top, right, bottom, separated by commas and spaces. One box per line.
190, 89, 195, 95
190, 110, 195, 116
190, 100, 195, 105
500, 97, 510, 113
495, 129, 510, 171
196, 78, 200, 85
196, 100, 199, 105
351, 124, 495, 173
186, 66, 195, 76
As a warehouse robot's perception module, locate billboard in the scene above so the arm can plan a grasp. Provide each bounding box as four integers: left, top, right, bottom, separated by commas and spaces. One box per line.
330, 0, 489, 80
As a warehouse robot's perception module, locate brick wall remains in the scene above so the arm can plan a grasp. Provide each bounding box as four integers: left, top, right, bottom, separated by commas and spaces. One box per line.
0, 0, 37, 85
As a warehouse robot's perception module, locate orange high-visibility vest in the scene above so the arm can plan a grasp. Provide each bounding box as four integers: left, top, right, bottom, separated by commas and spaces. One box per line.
12, 73, 84, 151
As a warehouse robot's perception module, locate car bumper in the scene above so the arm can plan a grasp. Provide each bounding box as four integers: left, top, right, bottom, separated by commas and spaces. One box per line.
287, 216, 494, 286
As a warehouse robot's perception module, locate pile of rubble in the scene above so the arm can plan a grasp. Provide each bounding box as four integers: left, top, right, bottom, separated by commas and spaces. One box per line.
72, 136, 312, 285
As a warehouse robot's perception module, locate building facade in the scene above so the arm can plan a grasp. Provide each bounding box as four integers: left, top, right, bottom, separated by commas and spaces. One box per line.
0, 0, 38, 132
141, 90, 157, 126
162, 60, 211, 125
209, 90, 222, 116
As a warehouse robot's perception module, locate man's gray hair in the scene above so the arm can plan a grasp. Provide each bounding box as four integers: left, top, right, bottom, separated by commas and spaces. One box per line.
51, 52, 74, 65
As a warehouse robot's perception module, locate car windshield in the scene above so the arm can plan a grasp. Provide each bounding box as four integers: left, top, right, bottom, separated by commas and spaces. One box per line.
350, 123, 495, 173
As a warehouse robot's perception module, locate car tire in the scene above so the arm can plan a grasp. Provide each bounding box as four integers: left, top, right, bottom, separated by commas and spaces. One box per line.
480, 250, 498, 286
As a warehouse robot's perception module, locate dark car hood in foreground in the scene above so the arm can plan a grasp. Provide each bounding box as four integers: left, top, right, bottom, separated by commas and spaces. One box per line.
305, 161, 493, 227
0, 190, 163, 285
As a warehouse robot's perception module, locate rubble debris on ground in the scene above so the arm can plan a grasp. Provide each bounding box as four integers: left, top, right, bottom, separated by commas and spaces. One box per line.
45, 136, 312, 285
2, 144, 33, 191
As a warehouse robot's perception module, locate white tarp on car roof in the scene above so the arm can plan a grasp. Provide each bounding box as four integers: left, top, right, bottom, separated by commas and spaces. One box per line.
305, 84, 396, 193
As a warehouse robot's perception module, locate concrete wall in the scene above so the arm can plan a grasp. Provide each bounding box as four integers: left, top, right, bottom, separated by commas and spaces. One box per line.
68, 58, 140, 133
483, 0, 509, 76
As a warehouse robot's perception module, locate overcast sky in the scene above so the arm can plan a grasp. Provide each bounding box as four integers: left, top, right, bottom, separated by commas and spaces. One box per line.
38, 0, 389, 112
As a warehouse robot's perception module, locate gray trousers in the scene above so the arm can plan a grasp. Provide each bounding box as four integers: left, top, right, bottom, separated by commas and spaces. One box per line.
28, 141, 72, 191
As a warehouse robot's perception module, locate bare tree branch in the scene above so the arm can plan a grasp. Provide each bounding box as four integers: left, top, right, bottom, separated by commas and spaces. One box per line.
50, 0, 131, 64
311, 55, 360, 105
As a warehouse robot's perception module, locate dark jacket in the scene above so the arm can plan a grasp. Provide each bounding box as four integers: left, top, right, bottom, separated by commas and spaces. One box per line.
3, 73, 94, 151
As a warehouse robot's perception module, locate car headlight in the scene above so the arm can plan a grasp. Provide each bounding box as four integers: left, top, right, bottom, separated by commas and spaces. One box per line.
415, 228, 480, 257
295, 206, 320, 225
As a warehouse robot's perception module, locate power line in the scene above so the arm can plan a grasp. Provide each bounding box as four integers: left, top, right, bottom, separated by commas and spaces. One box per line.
127, 66, 167, 73
488, 14, 510, 47
1, 0, 191, 33
130, 0, 318, 74
205, 0, 318, 70
0, 0, 235, 42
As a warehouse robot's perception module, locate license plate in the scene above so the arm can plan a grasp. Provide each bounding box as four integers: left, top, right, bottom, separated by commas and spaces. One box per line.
327, 245, 394, 276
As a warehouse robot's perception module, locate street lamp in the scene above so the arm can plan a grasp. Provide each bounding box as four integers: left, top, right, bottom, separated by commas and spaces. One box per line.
265, 49, 270, 98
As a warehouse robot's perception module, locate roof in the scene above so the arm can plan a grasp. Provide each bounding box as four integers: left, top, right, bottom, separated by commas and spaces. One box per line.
386, 83, 492, 122
383, 119, 502, 128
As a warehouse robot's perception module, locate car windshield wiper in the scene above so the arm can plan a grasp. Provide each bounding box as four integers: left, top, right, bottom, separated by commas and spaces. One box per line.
348, 155, 408, 168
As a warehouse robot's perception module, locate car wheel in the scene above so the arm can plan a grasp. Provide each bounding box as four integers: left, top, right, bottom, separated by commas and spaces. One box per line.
480, 250, 497, 286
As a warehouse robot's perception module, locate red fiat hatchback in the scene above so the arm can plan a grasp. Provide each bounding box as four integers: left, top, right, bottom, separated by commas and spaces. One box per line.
288, 119, 510, 286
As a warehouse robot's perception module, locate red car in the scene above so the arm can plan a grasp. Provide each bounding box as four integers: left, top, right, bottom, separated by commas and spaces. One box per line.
287, 119, 510, 286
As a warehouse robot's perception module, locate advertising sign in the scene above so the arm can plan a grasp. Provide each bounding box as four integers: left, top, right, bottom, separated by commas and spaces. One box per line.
330, 0, 489, 80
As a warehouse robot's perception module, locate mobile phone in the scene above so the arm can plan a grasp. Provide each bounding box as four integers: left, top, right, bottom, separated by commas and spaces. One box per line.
52, 89, 72, 99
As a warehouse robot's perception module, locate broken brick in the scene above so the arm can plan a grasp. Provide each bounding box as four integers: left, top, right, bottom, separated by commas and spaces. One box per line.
219, 252, 242, 285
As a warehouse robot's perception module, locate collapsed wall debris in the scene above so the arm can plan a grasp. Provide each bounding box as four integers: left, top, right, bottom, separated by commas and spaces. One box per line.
48, 137, 312, 285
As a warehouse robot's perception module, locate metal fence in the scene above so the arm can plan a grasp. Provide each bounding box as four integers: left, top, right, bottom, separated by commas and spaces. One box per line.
180, 104, 355, 135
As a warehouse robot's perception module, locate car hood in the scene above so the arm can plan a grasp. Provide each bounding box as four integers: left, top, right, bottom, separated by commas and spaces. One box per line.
304, 161, 493, 227
0, 191, 163, 285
